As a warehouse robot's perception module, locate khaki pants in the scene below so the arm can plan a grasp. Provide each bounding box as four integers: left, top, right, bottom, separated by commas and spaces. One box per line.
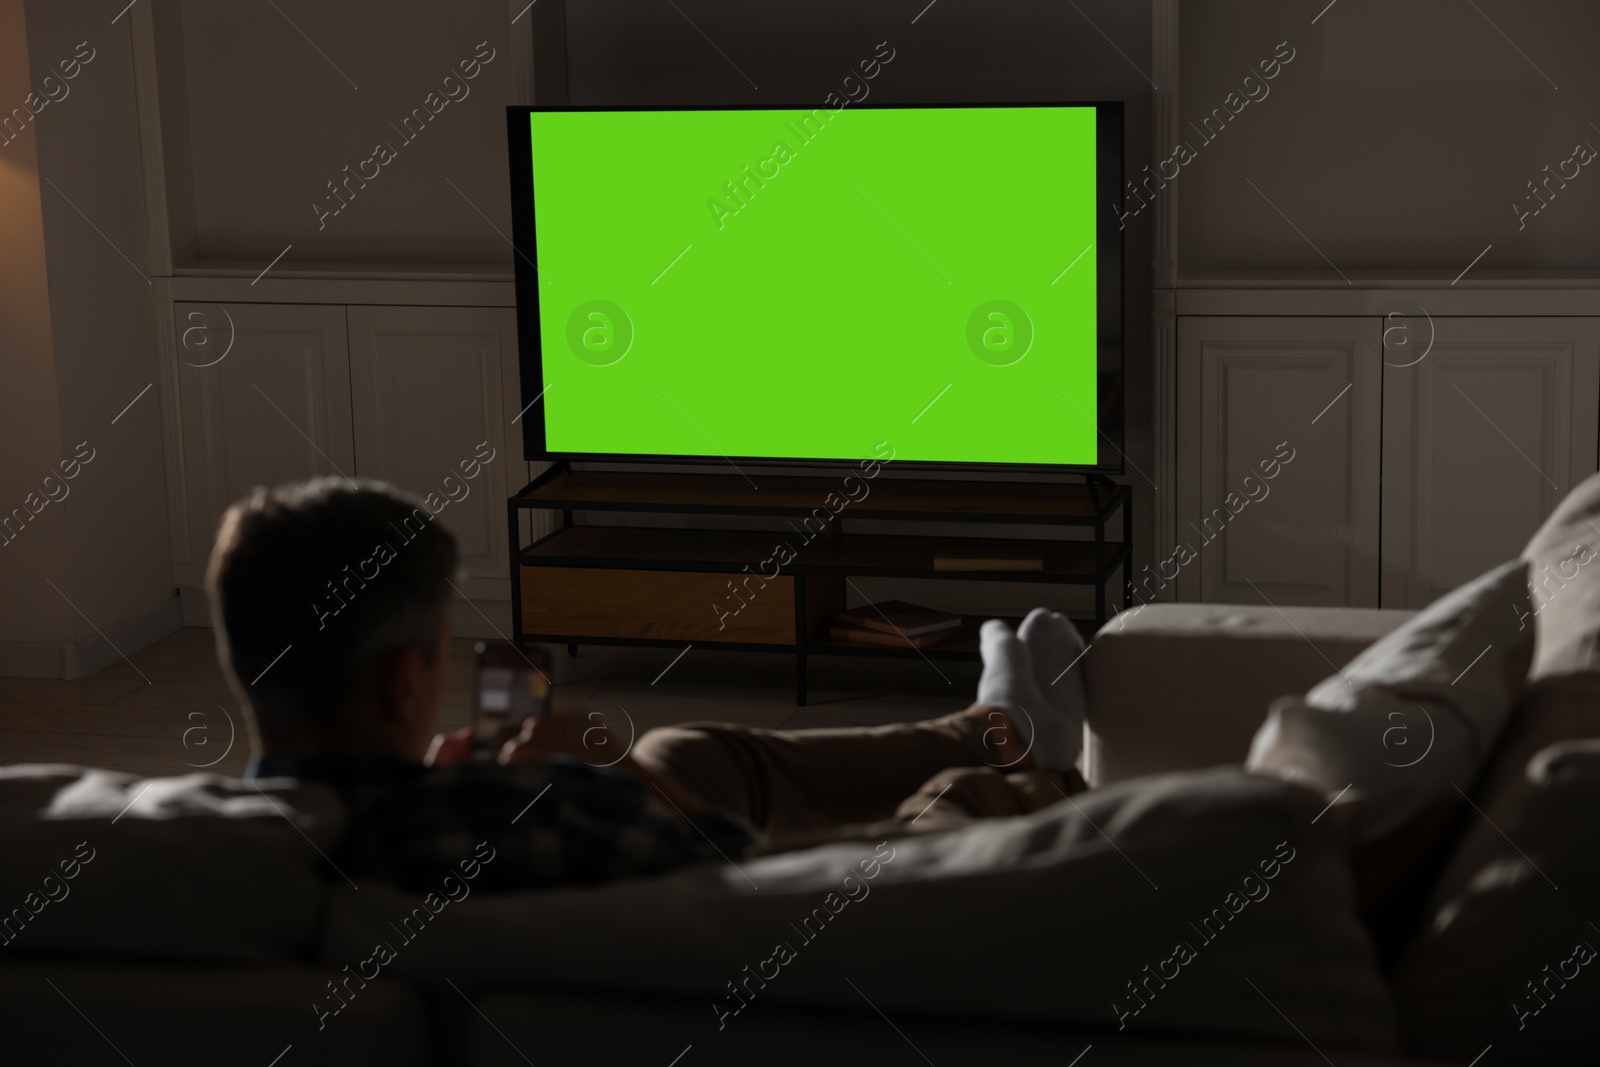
632, 708, 1087, 852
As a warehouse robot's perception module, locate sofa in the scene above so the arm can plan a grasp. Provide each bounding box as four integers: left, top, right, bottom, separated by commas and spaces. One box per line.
6, 481, 1600, 1065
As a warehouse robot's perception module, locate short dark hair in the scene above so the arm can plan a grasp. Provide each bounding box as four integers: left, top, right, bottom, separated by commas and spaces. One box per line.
207, 479, 459, 744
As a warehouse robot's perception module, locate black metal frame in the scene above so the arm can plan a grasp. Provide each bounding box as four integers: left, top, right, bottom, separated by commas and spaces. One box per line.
508, 464, 1132, 705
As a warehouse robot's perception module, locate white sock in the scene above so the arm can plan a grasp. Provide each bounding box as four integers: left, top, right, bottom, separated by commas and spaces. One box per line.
1017, 608, 1089, 768
976, 618, 1075, 771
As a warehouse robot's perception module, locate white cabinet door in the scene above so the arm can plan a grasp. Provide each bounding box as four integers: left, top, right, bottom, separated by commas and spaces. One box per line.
173, 303, 354, 581
1382, 317, 1600, 608
1177, 317, 1382, 606
347, 306, 524, 601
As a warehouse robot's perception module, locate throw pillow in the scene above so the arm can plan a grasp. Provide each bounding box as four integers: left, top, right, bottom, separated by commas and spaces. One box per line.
1245, 558, 1533, 844
1521, 469, 1600, 678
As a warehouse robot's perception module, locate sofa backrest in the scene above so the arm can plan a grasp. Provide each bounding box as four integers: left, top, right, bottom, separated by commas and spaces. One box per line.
317, 766, 1398, 1053
0, 765, 340, 964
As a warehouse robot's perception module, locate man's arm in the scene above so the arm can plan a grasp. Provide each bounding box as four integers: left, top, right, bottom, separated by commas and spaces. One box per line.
415, 718, 755, 889
460, 714, 708, 814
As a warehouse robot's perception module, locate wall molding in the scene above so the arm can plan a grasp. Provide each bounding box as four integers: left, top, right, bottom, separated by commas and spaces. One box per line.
127, 1, 173, 277
1150, 0, 1180, 594
1152, 0, 1179, 290
164, 275, 515, 307
1176, 287, 1600, 316
152, 279, 191, 588
508, 0, 536, 104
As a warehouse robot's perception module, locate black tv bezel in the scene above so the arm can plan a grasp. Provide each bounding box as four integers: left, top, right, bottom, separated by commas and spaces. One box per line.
506, 100, 1125, 475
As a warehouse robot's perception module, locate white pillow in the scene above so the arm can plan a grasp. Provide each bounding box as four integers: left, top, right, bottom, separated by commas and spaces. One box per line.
1521, 468, 1600, 678
1247, 559, 1533, 841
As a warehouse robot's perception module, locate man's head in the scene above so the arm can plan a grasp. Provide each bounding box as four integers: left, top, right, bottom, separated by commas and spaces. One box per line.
207, 479, 460, 761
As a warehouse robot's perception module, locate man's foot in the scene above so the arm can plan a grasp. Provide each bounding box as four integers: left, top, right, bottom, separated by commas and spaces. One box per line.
1017, 607, 1090, 732
976, 618, 1076, 771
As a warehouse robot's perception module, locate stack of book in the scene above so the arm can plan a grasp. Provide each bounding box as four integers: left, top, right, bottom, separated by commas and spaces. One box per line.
828, 600, 963, 649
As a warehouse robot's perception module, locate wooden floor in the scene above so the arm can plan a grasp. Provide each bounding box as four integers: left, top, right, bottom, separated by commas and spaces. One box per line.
0, 628, 980, 779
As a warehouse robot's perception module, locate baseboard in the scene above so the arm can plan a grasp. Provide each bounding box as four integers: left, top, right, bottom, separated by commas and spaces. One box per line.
64, 594, 185, 679
0, 594, 185, 679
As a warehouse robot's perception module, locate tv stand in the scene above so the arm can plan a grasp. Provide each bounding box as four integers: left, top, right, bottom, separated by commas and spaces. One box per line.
507, 464, 1131, 705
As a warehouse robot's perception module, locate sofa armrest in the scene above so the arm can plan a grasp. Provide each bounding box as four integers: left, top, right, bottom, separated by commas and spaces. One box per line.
1081, 603, 1413, 787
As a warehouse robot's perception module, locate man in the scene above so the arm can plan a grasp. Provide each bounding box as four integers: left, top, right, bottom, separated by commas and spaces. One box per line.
214, 479, 1089, 892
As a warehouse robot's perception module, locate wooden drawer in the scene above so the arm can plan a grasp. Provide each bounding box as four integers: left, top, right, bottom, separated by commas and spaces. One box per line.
519, 566, 795, 644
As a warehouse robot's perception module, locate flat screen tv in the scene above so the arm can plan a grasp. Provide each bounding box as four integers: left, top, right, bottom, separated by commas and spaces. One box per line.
507, 102, 1123, 471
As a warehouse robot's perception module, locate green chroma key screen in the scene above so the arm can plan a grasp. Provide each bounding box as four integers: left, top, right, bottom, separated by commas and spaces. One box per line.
525, 105, 1100, 465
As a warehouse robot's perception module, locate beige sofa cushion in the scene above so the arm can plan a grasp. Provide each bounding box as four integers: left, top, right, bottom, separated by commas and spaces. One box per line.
0, 765, 340, 964
1085, 604, 1410, 786
320, 766, 1397, 1052
1393, 674, 1600, 1063
469, 987, 1448, 1067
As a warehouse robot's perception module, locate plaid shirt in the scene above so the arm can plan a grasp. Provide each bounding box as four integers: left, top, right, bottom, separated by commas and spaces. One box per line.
246, 753, 757, 893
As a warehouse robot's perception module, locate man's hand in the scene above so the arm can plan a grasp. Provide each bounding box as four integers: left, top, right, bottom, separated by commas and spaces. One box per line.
425, 726, 475, 767
428, 715, 606, 769
502, 714, 710, 815
502, 713, 593, 763
432, 716, 712, 817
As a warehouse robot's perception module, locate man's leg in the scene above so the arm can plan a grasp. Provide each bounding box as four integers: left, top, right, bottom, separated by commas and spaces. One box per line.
891, 764, 1086, 831
632, 609, 1089, 837
633, 708, 1012, 837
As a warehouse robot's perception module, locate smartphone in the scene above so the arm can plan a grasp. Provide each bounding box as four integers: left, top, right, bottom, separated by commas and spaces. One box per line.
471, 642, 552, 760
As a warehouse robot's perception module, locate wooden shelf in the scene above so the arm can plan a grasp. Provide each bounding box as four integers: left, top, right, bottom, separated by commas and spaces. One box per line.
520, 525, 1126, 582
809, 616, 1011, 659
806, 614, 1096, 659
509, 463, 1132, 704
172, 260, 513, 282
514, 469, 1124, 525
1178, 267, 1600, 289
